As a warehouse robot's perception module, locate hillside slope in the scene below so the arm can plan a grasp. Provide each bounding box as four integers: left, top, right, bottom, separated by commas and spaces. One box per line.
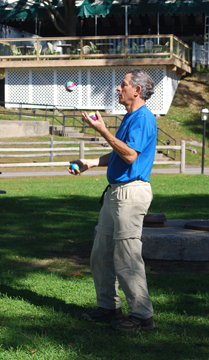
156, 73, 209, 166
157, 74, 209, 144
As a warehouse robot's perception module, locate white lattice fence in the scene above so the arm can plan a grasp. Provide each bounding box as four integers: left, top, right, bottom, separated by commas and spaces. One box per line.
5, 66, 179, 115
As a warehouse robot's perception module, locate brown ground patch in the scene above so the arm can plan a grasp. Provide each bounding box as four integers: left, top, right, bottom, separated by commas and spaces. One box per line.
172, 76, 209, 110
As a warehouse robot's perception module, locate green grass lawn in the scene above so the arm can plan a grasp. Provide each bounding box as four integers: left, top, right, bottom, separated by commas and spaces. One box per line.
0, 174, 209, 359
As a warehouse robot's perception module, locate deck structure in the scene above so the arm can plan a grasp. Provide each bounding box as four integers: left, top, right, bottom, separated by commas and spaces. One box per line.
0, 34, 191, 115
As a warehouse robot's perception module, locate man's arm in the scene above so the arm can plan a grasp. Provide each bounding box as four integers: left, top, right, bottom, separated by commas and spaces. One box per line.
68, 152, 111, 175
82, 111, 139, 164
100, 128, 139, 164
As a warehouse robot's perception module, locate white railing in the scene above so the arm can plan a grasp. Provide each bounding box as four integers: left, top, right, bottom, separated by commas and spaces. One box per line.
155, 141, 185, 173
0, 140, 186, 173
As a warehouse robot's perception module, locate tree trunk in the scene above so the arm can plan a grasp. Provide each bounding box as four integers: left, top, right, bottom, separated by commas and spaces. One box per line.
63, 0, 77, 36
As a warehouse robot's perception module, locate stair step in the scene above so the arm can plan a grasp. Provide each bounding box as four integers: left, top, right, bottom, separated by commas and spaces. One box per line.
154, 152, 169, 161
49, 128, 173, 158
64, 132, 84, 137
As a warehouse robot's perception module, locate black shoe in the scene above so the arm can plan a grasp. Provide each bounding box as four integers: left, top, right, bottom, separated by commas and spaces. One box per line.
81, 307, 124, 322
110, 315, 155, 331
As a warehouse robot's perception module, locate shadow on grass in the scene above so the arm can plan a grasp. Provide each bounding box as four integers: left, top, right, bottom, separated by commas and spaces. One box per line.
1, 272, 209, 360
0, 192, 209, 259
0, 283, 81, 314
0, 191, 209, 276
1, 192, 209, 359
183, 112, 209, 141
149, 193, 209, 219
2, 320, 209, 360
0, 194, 100, 260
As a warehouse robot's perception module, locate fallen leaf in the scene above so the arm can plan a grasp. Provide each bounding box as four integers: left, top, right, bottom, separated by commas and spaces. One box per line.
64, 270, 84, 277
68, 239, 74, 242
95, 178, 99, 181
29, 349, 37, 354
68, 344, 75, 348
73, 271, 84, 276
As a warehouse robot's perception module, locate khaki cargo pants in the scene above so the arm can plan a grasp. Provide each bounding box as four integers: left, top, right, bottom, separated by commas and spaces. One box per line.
90, 180, 154, 319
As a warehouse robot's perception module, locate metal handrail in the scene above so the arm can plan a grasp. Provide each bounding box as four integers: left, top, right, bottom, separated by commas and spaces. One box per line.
157, 127, 176, 160
0, 101, 176, 149
0, 101, 123, 139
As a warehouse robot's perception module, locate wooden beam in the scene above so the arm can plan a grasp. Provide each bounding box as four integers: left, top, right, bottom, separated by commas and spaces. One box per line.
177, 69, 186, 76
167, 65, 177, 71
0, 40, 10, 46
0, 58, 191, 73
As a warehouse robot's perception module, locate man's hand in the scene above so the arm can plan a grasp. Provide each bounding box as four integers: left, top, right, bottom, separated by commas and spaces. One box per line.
67, 153, 111, 176
67, 159, 89, 175
82, 111, 106, 134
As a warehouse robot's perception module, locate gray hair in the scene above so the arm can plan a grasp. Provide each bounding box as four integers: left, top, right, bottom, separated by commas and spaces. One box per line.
129, 69, 155, 101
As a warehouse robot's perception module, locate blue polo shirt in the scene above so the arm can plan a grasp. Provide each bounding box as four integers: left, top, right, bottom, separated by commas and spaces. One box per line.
107, 105, 157, 184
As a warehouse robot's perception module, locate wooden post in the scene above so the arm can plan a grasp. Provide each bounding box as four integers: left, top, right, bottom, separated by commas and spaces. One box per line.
45, 105, 48, 121
170, 35, 173, 58
188, 44, 190, 64
79, 141, 84, 159
125, 36, 128, 58
50, 136, 53, 165
182, 45, 185, 62
80, 39, 83, 59
62, 114, 65, 136
177, 40, 180, 58
37, 39, 40, 61
19, 103, 22, 121
180, 140, 185, 174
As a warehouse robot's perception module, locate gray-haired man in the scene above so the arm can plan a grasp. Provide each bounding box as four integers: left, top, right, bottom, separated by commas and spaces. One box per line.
68, 69, 157, 331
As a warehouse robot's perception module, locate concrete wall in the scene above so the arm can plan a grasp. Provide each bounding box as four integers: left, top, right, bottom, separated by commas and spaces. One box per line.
0, 120, 49, 138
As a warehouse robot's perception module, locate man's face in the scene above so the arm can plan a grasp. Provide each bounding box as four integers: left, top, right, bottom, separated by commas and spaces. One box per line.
117, 73, 136, 108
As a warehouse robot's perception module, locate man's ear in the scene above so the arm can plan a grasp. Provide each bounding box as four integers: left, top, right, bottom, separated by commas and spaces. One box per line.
135, 85, 142, 96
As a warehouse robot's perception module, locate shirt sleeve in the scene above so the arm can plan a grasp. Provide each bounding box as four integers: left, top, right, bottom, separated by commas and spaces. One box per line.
126, 115, 147, 153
